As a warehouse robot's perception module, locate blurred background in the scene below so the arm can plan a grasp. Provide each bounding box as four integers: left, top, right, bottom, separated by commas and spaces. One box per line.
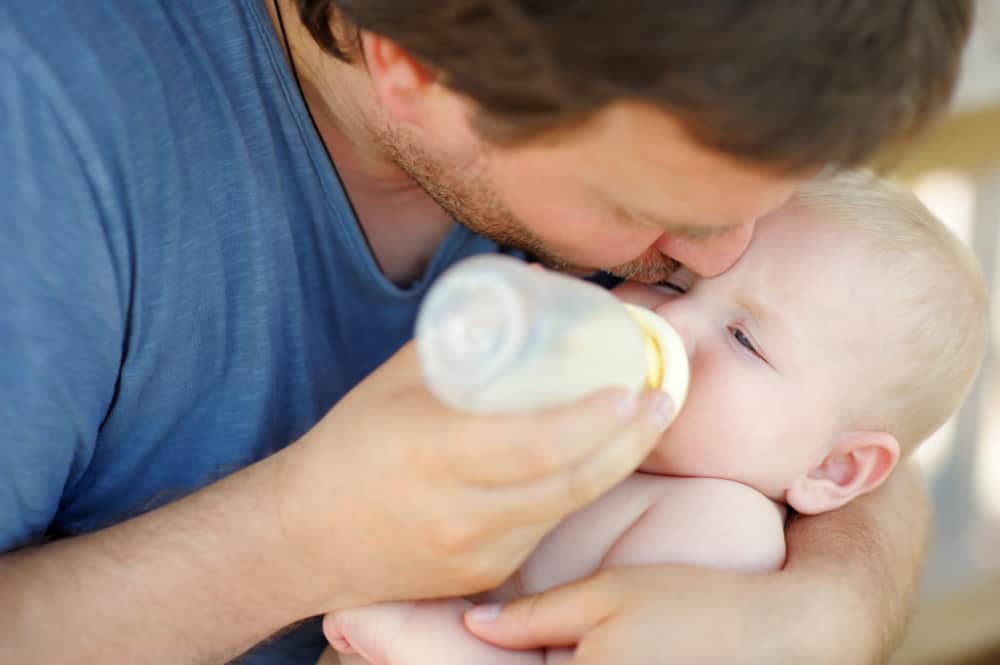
884, 3, 1000, 664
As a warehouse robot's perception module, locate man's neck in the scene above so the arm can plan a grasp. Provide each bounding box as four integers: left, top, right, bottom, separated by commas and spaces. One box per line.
265, 0, 455, 285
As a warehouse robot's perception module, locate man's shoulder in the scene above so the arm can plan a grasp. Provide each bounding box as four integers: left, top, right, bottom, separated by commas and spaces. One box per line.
1, 1, 169, 73
0, 0, 289, 245
0, 0, 262, 148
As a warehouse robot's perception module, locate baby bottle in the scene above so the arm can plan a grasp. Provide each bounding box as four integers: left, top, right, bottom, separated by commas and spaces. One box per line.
415, 254, 689, 419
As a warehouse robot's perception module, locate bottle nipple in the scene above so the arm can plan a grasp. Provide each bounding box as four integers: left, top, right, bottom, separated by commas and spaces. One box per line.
623, 304, 690, 426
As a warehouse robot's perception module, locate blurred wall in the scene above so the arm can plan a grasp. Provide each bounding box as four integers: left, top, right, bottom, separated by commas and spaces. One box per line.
883, 7, 1000, 661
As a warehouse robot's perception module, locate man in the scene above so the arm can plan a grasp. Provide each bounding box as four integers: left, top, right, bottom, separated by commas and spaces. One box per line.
0, 1, 971, 663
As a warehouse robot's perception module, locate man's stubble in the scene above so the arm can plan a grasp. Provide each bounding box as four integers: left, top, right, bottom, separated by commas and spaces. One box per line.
373, 124, 680, 283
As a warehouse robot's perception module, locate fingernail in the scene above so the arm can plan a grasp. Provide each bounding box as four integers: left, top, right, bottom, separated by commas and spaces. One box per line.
647, 392, 675, 432
613, 392, 639, 423
467, 604, 501, 623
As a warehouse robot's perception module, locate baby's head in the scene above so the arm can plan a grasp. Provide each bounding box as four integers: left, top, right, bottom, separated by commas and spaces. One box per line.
621, 170, 988, 514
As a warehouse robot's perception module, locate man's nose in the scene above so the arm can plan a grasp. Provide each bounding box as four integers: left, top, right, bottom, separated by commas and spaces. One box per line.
653, 220, 756, 277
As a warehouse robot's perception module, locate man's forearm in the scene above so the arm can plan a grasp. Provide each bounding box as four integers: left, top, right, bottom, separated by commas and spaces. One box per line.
0, 454, 324, 665
784, 460, 929, 664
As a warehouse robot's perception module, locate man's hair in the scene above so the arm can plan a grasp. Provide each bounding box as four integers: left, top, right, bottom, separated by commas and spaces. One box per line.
791, 171, 989, 452
296, 1, 973, 172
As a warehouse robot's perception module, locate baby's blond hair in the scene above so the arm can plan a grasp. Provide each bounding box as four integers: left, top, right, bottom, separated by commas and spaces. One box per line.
790, 170, 988, 453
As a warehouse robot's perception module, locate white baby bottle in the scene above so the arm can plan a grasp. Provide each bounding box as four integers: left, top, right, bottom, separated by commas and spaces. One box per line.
415, 254, 689, 419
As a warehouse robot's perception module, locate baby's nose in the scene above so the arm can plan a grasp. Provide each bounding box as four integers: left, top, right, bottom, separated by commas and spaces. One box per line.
647, 299, 695, 360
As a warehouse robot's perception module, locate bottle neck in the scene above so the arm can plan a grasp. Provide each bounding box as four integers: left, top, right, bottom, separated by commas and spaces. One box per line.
623, 304, 665, 390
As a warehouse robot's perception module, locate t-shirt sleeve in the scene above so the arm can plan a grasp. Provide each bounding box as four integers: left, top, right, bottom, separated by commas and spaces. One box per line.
0, 56, 125, 552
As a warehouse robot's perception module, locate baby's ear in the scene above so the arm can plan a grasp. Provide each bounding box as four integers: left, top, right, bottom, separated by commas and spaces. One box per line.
785, 430, 900, 515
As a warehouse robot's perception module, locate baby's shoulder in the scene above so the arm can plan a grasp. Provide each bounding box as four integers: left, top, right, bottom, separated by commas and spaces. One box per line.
603, 474, 787, 573
644, 475, 784, 518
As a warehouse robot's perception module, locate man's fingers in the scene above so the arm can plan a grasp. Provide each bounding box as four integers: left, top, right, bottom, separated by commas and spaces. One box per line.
562, 390, 672, 505
448, 387, 641, 487
491, 390, 673, 522
463, 574, 619, 649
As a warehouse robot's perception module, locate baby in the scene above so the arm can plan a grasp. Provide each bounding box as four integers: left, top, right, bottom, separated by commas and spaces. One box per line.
319, 170, 989, 665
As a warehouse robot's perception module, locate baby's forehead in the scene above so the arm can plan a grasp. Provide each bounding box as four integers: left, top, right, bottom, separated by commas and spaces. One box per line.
738, 210, 865, 283
743, 217, 898, 337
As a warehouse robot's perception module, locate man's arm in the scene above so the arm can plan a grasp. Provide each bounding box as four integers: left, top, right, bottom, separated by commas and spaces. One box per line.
0, 456, 321, 665
2, 56, 678, 662
0, 54, 321, 662
0, 345, 675, 665
463, 461, 929, 664
782, 459, 929, 662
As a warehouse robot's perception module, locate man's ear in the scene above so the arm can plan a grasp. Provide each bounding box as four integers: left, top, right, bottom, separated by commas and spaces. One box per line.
785, 430, 900, 515
359, 31, 435, 124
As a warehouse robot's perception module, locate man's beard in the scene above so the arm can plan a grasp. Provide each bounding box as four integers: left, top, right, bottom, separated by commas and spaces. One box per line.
373, 125, 680, 284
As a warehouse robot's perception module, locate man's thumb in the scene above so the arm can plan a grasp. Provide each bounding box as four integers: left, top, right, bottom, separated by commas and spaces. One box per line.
463, 580, 611, 649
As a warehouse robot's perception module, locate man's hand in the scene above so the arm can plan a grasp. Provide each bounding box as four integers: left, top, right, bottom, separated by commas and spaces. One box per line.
464, 461, 929, 664
273, 340, 675, 612
464, 565, 802, 664
0, 341, 672, 664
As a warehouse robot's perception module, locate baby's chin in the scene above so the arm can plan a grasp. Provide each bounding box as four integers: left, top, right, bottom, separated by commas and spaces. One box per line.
637, 458, 668, 475
637, 441, 711, 478
637, 450, 683, 476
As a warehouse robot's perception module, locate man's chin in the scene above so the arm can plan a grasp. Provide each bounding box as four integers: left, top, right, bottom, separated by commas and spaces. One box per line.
530, 255, 680, 283
521, 253, 601, 278
607, 257, 682, 284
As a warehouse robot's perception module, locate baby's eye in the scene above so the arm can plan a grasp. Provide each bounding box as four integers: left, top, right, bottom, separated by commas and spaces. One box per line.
729, 327, 760, 357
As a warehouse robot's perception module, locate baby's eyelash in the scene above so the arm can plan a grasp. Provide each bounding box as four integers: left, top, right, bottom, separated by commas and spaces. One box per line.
728, 326, 773, 368
730, 327, 758, 355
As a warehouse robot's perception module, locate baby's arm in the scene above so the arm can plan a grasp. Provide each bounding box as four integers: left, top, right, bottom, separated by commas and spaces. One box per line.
489, 474, 786, 665
321, 474, 785, 665
323, 598, 545, 665
513, 472, 786, 602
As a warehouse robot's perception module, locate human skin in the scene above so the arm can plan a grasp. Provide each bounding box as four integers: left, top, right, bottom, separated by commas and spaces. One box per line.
303, 16, 926, 664
466, 462, 928, 665
462, 228, 930, 661
278, 11, 926, 663
321, 203, 913, 665
0, 347, 675, 664
631, 208, 902, 512
324, 474, 787, 665
0, 2, 927, 664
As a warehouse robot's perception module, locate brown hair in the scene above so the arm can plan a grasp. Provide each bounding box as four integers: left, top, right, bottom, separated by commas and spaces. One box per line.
296, 1, 973, 172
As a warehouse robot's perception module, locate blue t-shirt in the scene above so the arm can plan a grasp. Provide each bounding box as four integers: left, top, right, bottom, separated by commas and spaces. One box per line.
0, 0, 499, 661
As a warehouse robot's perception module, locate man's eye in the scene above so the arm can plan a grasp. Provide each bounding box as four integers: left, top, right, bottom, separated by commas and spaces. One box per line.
730, 327, 759, 356
657, 281, 687, 294
660, 267, 695, 293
